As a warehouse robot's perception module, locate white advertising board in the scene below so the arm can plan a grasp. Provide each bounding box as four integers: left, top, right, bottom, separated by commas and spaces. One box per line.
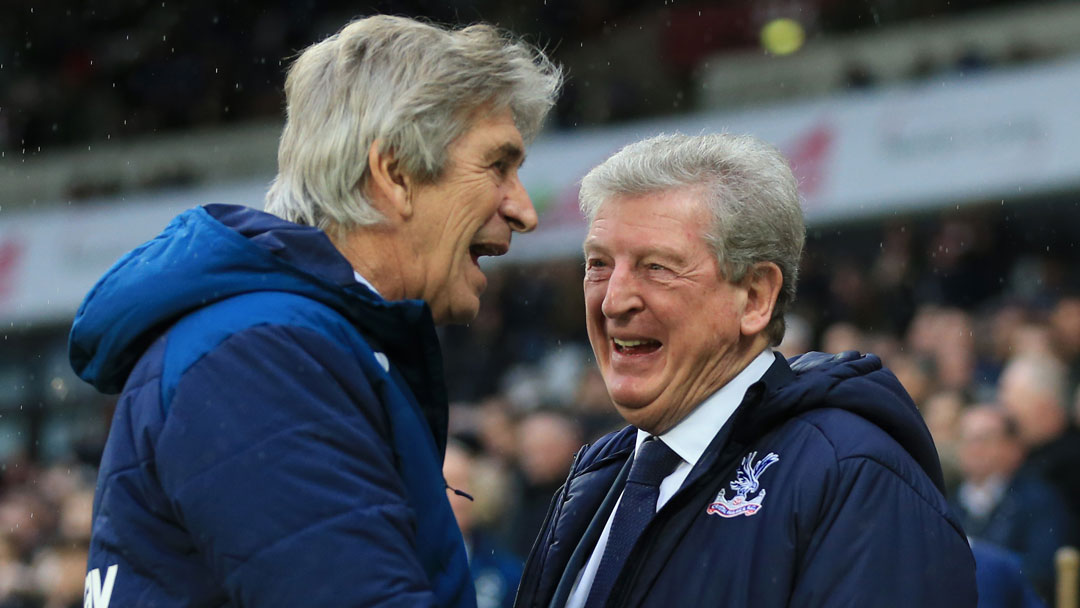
3, 57, 1080, 324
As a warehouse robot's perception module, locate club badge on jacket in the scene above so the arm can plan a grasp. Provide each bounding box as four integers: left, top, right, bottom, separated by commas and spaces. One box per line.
706, 451, 780, 518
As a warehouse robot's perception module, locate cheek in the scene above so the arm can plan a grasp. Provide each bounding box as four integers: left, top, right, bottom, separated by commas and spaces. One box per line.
666, 298, 739, 359
583, 287, 608, 348
583, 283, 605, 316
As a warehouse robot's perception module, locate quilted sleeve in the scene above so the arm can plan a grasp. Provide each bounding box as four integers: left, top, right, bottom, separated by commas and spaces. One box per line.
791, 455, 978, 608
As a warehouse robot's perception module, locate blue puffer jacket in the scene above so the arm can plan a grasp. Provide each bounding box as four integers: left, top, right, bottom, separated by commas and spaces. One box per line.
70, 204, 476, 607
514, 352, 978, 608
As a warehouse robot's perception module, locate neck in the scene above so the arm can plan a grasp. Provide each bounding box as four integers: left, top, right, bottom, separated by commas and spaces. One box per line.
330, 225, 414, 301
638, 339, 769, 435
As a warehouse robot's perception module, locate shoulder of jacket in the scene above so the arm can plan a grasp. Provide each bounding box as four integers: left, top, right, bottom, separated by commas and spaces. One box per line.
787, 407, 914, 462
161, 291, 375, 410
791, 409, 952, 514
776, 409, 926, 489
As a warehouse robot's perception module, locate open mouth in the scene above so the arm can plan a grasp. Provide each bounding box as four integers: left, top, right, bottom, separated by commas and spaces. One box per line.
469, 242, 509, 265
612, 337, 662, 355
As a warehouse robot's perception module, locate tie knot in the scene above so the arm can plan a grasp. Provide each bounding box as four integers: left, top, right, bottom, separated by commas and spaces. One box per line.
628, 437, 682, 487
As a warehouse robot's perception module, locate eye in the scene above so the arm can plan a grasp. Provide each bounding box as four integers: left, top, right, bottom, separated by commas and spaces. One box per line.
490, 159, 511, 176
584, 258, 611, 279
644, 262, 677, 279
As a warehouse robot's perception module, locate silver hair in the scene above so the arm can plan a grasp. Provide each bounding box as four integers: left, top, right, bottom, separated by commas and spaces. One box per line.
579, 133, 805, 345
1005, 353, 1068, 408
265, 15, 562, 231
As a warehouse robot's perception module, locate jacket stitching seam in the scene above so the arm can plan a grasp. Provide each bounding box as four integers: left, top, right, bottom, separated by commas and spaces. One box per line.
797, 416, 946, 515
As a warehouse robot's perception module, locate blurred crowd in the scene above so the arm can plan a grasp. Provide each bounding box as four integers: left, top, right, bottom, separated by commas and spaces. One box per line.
3, 201, 1080, 605
2, 204, 1080, 604
3, 1, 1080, 603
0, 459, 95, 608
0, 0, 1050, 159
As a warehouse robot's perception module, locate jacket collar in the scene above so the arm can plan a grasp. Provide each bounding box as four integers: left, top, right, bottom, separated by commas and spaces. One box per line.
679, 352, 796, 493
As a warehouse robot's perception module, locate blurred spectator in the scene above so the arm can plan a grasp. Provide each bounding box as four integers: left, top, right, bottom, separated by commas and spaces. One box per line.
951, 404, 1073, 601
1074, 385, 1080, 433
988, 303, 1031, 366
0, 464, 94, 608
907, 304, 945, 361
570, 367, 622, 442
934, 309, 977, 392
821, 321, 863, 354
1050, 295, 1080, 395
889, 353, 935, 408
1011, 321, 1057, 358
999, 353, 1080, 525
475, 396, 520, 466
29, 543, 86, 608
444, 440, 522, 608
916, 218, 1003, 308
921, 389, 968, 492
777, 313, 813, 358
508, 409, 584, 556
0, 535, 34, 608
0, 490, 53, 563
863, 332, 904, 366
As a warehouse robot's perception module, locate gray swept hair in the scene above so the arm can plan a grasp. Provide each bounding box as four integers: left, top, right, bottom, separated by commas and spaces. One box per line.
579, 133, 805, 346
1004, 353, 1069, 408
265, 15, 562, 231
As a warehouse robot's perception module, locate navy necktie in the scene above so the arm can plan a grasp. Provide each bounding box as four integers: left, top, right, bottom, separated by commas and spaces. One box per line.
586, 436, 682, 608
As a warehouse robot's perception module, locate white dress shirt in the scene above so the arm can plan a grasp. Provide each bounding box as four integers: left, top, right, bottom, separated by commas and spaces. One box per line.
353, 271, 381, 298
957, 474, 1008, 519
353, 271, 392, 372
564, 348, 775, 608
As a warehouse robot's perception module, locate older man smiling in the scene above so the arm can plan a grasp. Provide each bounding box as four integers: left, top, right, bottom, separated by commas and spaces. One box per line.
514, 133, 976, 608
70, 15, 561, 608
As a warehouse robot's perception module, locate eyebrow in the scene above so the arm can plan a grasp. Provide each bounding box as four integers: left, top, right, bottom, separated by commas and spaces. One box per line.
487, 142, 526, 167
582, 240, 687, 264
582, 237, 606, 256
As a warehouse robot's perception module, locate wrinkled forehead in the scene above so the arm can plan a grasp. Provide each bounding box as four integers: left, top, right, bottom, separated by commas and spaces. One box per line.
587, 183, 711, 221
584, 188, 712, 248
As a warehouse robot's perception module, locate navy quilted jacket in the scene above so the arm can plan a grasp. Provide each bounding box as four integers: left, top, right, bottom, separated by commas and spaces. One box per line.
70, 204, 475, 607
515, 352, 977, 608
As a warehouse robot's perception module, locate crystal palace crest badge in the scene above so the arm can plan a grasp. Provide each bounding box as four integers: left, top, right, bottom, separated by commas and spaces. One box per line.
706, 451, 780, 518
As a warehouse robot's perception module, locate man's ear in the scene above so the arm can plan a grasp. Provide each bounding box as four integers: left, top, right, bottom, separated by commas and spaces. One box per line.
366, 139, 414, 220
740, 262, 783, 336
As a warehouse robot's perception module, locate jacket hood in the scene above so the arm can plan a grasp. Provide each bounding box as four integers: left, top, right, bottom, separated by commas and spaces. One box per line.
70, 204, 431, 394
745, 351, 946, 493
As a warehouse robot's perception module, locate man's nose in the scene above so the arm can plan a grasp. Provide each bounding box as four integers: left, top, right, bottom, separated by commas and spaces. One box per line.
601, 265, 643, 318
502, 176, 539, 233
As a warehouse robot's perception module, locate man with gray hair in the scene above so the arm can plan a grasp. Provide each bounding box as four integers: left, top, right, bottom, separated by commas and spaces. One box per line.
514, 133, 976, 607
69, 15, 560, 607
999, 353, 1080, 530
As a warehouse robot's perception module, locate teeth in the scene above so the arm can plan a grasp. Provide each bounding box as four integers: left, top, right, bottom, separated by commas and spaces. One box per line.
614, 338, 652, 348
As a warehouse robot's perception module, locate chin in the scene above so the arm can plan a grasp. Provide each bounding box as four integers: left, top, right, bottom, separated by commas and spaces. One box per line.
605, 376, 658, 409
614, 403, 668, 434
439, 300, 481, 326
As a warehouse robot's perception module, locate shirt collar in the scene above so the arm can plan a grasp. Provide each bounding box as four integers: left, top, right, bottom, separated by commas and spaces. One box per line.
636, 348, 775, 466
353, 270, 382, 299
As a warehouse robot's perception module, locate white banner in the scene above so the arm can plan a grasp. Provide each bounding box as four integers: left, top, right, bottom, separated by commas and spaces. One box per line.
0, 179, 269, 326
3, 57, 1080, 323
510, 57, 1080, 262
